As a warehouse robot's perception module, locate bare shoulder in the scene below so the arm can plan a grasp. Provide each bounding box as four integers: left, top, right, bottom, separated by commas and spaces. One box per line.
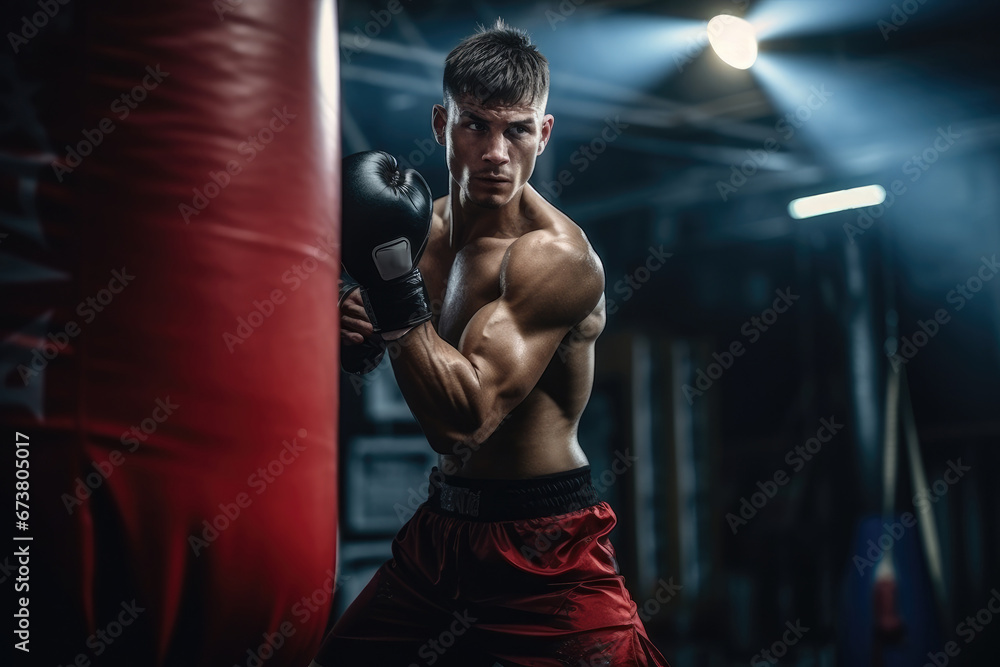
428, 195, 450, 249
501, 192, 605, 326
420, 196, 450, 272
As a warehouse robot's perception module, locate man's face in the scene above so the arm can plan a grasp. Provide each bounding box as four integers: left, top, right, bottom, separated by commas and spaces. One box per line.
432, 93, 553, 210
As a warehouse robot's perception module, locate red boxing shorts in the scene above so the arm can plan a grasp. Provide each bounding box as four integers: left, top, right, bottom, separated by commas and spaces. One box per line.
312, 466, 669, 667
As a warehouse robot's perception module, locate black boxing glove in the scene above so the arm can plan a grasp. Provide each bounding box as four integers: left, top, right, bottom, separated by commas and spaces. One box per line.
338, 280, 386, 375
341, 150, 433, 334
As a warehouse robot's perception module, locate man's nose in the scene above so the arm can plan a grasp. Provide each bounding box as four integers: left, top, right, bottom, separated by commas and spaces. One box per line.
482, 132, 509, 165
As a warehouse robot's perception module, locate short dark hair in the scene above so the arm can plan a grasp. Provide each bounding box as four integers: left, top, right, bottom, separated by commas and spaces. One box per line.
443, 18, 549, 108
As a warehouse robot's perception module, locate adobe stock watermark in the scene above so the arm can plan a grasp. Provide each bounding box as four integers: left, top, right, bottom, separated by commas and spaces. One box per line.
889, 254, 999, 370
343, 336, 399, 395
61, 397, 180, 514
922, 588, 1000, 667
853, 459, 971, 575
726, 416, 844, 534
518, 448, 638, 564
605, 245, 672, 317
553, 244, 672, 361
233, 569, 353, 667
682, 288, 799, 405
717, 84, 833, 202
545, 0, 588, 30
340, 292, 447, 395
291, 569, 353, 627
638, 577, 683, 622
36, 599, 146, 662
536, 116, 630, 202
232, 623, 297, 667
187, 429, 308, 556
593, 448, 639, 494
568, 639, 614, 667
519, 518, 576, 564
393, 437, 482, 523
17, 267, 135, 385
750, 620, 810, 666
12, 547, 30, 653
843, 125, 961, 243
179, 106, 297, 224
51, 66, 169, 182
338, 0, 416, 63
407, 609, 478, 667
878, 0, 933, 41
223, 231, 336, 352
395, 136, 440, 172
7, 0, 72, 54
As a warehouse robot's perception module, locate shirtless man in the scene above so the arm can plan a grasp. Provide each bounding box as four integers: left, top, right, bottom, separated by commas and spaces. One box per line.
313, 19, 668, 667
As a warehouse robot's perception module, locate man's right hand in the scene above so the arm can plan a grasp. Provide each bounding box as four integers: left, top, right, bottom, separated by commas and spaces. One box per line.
339, 279, 387, 375
339, 282, 374, 346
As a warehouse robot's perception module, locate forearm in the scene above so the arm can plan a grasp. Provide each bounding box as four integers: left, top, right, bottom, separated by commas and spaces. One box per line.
388, 322, 497, 452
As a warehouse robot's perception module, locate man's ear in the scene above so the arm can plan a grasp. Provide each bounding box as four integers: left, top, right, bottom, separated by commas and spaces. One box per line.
432, 104, 448, 146
537, 113, 554, 156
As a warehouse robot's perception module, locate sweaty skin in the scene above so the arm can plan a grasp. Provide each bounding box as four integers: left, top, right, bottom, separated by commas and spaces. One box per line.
341, 93, 606, 479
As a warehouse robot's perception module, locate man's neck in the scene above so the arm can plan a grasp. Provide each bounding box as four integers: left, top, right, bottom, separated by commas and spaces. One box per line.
447, 181, 533, 249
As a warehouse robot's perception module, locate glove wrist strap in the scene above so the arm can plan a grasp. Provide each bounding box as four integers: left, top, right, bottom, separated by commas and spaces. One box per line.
361, 268, 432, 334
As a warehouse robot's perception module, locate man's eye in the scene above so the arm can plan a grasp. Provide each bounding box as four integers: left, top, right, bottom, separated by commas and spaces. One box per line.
468, 122, 486, 131
512, 126, 529, 135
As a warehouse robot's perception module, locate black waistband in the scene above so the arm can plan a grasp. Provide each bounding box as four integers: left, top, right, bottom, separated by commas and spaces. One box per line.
424, 465, 600, 522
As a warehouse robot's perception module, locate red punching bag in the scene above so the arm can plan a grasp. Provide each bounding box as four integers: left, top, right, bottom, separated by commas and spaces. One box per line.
1, 0, 339, 664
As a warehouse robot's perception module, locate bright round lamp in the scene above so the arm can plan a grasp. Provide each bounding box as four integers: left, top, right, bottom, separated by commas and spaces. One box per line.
707, 15, 758, 70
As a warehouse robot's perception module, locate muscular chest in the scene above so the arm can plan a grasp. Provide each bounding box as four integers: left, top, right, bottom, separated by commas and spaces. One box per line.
425, 238, 513, 346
